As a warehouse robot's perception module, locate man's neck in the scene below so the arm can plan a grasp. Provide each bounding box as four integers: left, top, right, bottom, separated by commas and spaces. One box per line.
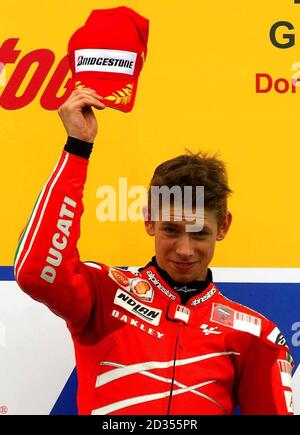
148, 257, 213, 304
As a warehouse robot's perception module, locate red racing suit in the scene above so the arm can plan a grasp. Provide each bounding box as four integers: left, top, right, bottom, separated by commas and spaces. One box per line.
14, 149, 294, 415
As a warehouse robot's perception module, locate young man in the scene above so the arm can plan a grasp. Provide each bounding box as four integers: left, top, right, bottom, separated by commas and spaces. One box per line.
14, 89, 294, 415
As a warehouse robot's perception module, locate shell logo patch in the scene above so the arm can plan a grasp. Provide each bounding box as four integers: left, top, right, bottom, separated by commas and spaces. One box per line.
130, 278, 154, 302
109, 268, 154, 302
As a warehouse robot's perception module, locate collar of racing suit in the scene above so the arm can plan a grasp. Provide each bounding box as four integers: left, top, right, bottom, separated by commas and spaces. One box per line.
139, 257, 213, 305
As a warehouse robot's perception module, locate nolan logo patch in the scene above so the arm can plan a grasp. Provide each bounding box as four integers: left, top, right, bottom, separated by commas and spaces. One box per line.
114, 289, 162, 326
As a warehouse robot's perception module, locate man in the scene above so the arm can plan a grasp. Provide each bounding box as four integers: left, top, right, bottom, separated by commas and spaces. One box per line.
14, 88, 294, 415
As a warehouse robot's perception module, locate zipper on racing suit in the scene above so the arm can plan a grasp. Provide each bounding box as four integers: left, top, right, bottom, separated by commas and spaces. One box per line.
167, 323, 183, 414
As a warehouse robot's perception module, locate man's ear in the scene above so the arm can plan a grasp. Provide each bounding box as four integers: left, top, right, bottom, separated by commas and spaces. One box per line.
143, 205, 155, 236
216, 212, 232, 241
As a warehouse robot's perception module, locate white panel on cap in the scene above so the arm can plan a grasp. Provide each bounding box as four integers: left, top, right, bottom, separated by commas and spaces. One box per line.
74, 49, 137, 75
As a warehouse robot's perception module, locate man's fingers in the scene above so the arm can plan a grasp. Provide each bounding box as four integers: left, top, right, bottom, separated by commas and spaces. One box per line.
57, 87, 103, 141
60, 95, 106, 113
58, 88, 106, 126
82, 88, 104, 99
76, 96, 106, 110
70, 88, 104, 101
69, 90, 106, 108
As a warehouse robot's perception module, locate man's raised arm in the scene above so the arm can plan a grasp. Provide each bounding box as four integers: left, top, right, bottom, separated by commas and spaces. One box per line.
14, 89, 105, 332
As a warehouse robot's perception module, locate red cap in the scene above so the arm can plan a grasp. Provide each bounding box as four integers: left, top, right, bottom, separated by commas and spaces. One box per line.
68, 7, 149, 112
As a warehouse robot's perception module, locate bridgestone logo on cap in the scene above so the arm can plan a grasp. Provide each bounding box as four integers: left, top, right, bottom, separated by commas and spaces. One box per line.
74, 49, 137, 75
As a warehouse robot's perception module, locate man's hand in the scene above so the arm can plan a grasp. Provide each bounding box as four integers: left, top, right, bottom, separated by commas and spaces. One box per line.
58, 88, 106, 143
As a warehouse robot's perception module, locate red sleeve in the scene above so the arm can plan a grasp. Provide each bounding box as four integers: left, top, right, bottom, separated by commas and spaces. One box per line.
14, 151, 94, 332
237, 325, 294, 415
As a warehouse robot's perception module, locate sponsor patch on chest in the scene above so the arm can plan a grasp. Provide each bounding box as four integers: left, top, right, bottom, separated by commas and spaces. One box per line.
277, 359, 292, 388
283, 390, 294, 414
111, 309, 164, 340
109, 268, 154, 302
113, 289, 162, 326
267, 327, 287, 346
210, 303, 261, 337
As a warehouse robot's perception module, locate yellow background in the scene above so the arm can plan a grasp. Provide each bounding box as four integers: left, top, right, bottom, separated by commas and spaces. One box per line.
1, 0, 300, 267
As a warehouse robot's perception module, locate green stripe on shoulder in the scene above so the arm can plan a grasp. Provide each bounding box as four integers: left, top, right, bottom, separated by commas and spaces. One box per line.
14, 191, 42, 266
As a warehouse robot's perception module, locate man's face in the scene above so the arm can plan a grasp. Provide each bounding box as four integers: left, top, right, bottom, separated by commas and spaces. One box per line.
144, 207, 232, 283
